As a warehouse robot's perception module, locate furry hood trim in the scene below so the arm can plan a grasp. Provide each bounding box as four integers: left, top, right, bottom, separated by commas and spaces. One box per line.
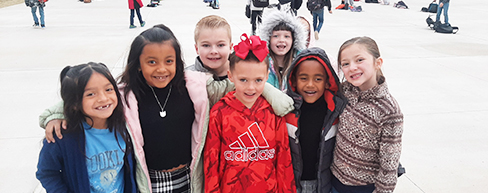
257, 10, 307, 51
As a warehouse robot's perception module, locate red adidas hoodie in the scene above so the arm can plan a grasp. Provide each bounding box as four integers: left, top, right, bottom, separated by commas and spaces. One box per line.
204, 91, 296, 193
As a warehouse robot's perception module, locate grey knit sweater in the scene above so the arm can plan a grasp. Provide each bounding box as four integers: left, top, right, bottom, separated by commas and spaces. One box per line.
332, 79, 403, 193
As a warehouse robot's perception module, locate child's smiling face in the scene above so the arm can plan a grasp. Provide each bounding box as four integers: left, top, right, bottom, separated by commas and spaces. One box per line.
293, 60, 328, 104
270, 30, 293, 56
139, 42, 176, 88
340, 44, 382, 91
195, 27, 233, 77
228, 60, 269, 108
82, 72, 118, 129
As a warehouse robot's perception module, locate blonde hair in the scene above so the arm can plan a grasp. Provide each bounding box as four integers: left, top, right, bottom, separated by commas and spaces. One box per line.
194, 15, 232, 43
338, 36, 384, 83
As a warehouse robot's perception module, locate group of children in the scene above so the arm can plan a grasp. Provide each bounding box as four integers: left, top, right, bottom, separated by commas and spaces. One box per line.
36, 9, 403, 193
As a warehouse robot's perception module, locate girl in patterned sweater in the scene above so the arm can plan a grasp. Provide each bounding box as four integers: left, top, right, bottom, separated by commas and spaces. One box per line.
331, 37, 403, 193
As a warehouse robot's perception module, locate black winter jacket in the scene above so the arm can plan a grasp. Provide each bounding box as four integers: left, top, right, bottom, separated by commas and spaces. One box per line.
284, 47, 347, 193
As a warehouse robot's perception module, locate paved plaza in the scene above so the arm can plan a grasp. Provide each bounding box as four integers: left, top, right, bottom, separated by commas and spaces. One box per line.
1, 0, 487, 192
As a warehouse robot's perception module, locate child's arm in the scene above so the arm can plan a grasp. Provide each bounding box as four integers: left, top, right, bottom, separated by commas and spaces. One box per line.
203, 111, 223, 193
374, 114, 403, 193
261, 83, 294, 116
36, 140, 71, 193
207, 78, 294, 116
206, 77, 234, 108
275, 117, 297, 193
39, 101, 66, 143
325, 0, 333, 12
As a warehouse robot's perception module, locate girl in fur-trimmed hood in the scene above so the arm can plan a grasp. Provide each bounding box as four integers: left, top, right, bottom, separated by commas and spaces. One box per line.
258, 10, 307, 90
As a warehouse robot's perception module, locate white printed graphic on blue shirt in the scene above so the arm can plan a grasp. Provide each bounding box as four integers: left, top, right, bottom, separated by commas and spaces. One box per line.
84, 122, 125, 193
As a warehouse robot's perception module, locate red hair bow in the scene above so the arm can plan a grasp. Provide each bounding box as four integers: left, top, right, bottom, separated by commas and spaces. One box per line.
234, 33, 269, 62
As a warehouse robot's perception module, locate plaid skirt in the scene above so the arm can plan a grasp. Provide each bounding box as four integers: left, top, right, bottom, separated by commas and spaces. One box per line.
149, 165, 191, 193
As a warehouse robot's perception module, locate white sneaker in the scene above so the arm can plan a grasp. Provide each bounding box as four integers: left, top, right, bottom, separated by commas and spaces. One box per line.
314, 31, 319, 40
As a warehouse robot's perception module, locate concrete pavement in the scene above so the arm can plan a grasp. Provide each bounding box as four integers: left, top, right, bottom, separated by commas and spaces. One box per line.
1, 0, 487, 192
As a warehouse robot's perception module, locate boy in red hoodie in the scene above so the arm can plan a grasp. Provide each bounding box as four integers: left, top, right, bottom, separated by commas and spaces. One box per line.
204, 34, 296, 193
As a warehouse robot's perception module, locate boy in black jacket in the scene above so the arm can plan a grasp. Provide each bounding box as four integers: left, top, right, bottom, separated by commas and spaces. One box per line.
284, 47, 347, 193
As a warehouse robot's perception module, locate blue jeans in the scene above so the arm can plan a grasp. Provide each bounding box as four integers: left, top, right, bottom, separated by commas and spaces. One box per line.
435, 2, 449, 24
312, 9, 324, 32
31, 6, 44, 25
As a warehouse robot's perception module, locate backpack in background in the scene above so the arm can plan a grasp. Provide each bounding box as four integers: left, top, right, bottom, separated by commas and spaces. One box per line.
398, 163, 406, 177
350, 5, 362, 12
427, 3, 437, 13
147, 0, 159, 7
394, 1, 408, 9
421, 2, 437, 12
210, 0, 219, 9
335, 3, 345, 9
307, 0, 322, 11
426, 16, 459, 34
426, 16, 435, 28
253, 0, 270, 8
435, 23, 459, 34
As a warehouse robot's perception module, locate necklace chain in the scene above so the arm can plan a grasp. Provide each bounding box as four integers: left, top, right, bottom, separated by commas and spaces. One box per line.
147, 84, 172, 118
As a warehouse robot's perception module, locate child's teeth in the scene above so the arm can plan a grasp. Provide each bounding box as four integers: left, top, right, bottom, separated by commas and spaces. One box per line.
97, 105, 109, 110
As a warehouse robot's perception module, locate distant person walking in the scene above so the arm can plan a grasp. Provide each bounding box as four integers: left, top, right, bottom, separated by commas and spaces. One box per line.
247, 0, 265, 35
25, 0, 46, 28
434, 0, 449, 25
306, 0, 332, 40
129, 0, 145, 29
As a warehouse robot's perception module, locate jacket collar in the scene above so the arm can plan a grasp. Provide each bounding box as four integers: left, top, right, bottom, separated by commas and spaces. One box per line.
285, 47, 343, 113
221, 91, 270, 116
342, 77, 388, 105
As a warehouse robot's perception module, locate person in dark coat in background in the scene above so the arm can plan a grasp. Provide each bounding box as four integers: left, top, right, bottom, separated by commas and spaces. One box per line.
129, 0, 145, 29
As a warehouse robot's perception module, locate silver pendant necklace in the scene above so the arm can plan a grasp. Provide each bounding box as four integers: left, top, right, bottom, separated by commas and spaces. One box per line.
147, 84, 172, 118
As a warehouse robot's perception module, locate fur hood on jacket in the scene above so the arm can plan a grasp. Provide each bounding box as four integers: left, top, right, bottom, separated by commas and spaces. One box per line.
258, 10, 307, 51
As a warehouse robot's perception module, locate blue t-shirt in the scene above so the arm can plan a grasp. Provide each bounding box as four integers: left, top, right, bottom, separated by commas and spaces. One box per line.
84, 122, 126, 193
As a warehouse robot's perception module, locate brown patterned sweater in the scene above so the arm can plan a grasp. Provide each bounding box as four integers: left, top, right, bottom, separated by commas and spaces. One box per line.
331, 79, 403, 193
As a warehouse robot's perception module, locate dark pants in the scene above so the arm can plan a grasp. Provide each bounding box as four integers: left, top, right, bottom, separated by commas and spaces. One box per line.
130, 1, 143, 26
251, 10, 263, 35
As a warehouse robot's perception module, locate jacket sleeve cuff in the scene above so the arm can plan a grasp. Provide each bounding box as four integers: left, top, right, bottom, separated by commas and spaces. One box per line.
39, 101, 65, 129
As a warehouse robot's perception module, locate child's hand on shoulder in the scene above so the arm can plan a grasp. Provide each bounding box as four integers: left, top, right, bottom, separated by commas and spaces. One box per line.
45, 119, 66, 143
